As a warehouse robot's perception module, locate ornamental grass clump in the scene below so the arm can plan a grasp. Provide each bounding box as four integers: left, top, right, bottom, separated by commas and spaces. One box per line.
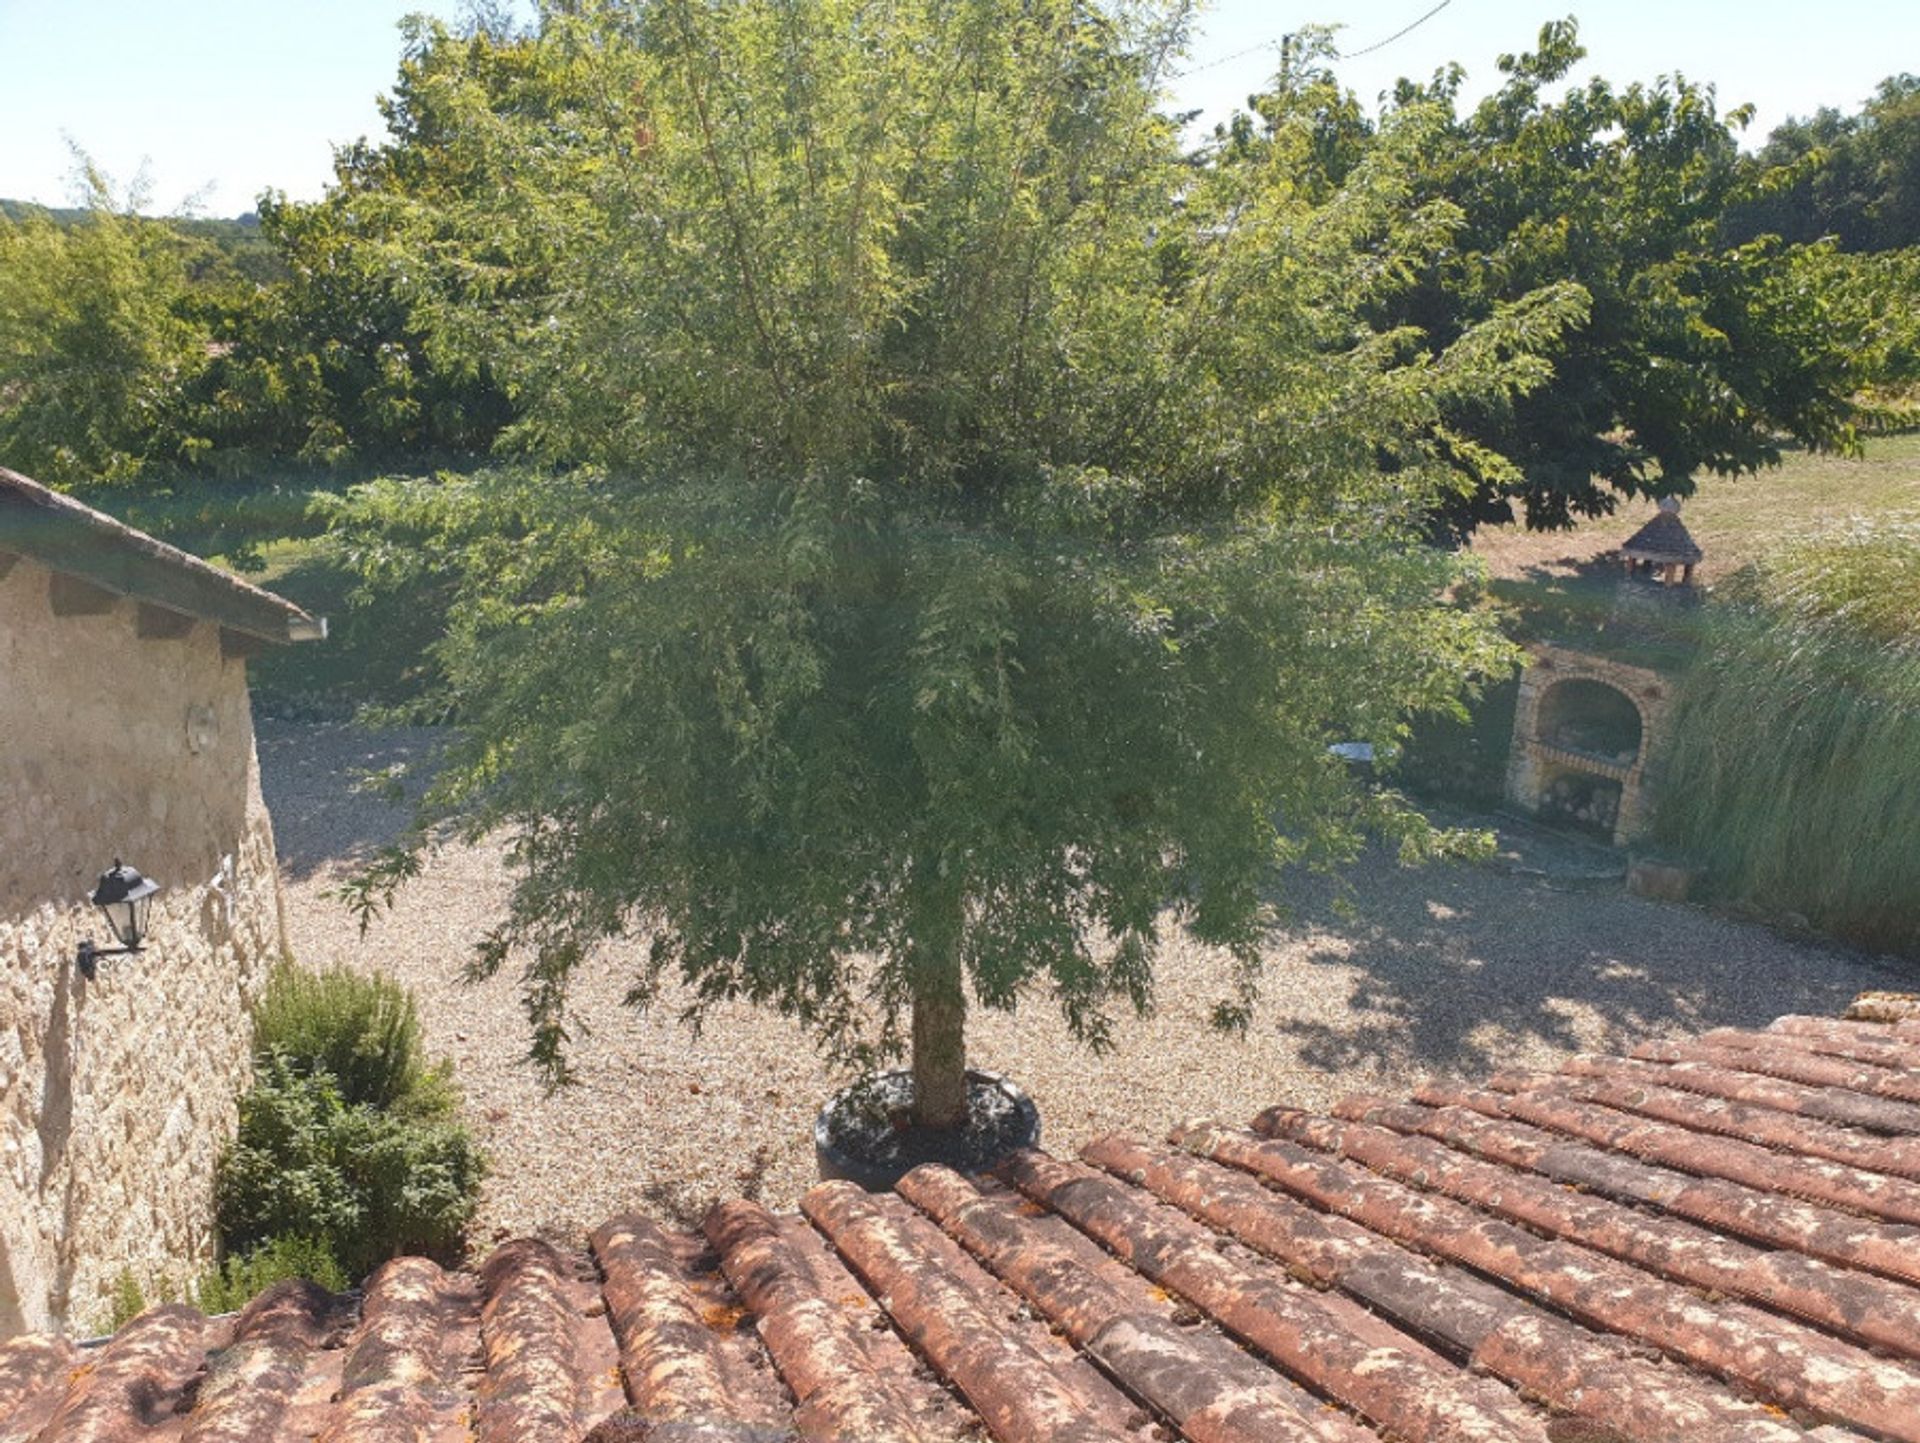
215, 964, 482, 1282
1657, 516, 1920, 954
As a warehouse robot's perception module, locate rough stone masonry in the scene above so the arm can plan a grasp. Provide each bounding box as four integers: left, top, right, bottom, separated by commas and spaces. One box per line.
0, 528, 303, 1336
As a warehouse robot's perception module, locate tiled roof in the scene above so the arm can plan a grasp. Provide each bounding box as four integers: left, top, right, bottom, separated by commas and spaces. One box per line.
8, 1008, 1920, 1441
1619, 508, 1704, 565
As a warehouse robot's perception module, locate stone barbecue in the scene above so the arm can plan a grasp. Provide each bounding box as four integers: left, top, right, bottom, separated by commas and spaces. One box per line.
1506, 644, 1673, 844
1505, 502, 1702, 844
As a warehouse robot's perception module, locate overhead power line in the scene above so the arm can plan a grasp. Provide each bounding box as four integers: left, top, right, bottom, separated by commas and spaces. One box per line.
1170, 38, 1281, 79
1338, 0, 1455, 60
1171, 0, 1456, 85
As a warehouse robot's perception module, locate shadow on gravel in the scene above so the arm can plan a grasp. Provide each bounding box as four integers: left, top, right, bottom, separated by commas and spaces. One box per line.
1259, 846, 1902, 1083
257, 718, 446, 881
257, 719, 1906, 1090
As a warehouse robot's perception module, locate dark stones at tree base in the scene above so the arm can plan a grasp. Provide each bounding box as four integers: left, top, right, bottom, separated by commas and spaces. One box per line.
814, 1069, 1040, 1192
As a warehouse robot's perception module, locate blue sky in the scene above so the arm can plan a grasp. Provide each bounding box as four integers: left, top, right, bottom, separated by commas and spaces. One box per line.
1, 1, 1914, 216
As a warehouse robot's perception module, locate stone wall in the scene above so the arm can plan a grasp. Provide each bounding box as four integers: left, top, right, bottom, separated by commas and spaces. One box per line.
0, 555, 287, 1336
1505, 643, 1675, 846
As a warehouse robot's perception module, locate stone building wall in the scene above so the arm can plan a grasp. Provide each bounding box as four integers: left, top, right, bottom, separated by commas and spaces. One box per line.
0, 554, 286, 1336
1505, 643, 1676, 846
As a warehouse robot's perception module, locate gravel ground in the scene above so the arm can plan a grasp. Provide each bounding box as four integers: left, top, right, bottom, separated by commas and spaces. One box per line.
260, 717, 1910, 1246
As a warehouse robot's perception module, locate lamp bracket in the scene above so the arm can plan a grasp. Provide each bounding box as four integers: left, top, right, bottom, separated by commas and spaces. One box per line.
75, 939, 140, 982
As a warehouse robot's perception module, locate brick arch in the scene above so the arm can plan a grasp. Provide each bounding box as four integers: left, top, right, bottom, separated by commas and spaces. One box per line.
1505, 644, 1675, 846
1534, 674, 1648, 767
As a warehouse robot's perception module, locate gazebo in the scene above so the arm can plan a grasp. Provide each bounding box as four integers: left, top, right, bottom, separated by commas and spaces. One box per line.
1619, 496, 1704, 587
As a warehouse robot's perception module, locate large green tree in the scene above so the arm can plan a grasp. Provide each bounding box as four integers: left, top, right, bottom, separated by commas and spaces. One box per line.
1237, 21, 1867, 536
344, 0, 1579, 1126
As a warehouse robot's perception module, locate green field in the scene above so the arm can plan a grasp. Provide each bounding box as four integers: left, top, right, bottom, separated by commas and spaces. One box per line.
1473, 433, 1920, 586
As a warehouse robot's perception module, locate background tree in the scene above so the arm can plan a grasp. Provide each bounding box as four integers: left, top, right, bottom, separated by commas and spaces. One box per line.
0, 168, 213, 487
343, 0, 1580, 1127
187, 16, 563, 476
1726, 75, 1920, 253
1239, 21, 1868, 536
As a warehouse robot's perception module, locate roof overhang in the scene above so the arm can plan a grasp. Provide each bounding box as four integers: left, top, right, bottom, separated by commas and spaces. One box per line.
0, 467, 324, 645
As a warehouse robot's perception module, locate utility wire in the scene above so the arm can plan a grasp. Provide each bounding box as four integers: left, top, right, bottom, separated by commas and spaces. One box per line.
1169, 38, 1281, 79
1338, 0, 1455, 59
1171, 0, 1455, 80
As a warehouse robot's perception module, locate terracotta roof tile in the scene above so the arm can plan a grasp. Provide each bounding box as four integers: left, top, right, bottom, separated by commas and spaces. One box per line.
13, 1004, 1920, 1442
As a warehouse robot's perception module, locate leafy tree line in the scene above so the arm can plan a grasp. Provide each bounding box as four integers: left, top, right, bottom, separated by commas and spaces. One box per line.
0, 15, 1912, 543
1723, 74, 1920, 254
1719, 73, 1920, 409
1221, 23, 1900, 535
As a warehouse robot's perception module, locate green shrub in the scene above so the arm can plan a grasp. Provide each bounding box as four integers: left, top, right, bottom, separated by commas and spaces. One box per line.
1657, 517, 1920, 955
216, 1055, 483, 1280
1397, 675, 1521, 807
252, 963, 431, 1112
102, 1270, 150, 1332
221, 963, 483, 1284
194, 1235, 348, 1314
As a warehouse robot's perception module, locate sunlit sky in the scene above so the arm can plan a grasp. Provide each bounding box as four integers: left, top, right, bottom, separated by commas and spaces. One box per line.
2, 1, 1914, 216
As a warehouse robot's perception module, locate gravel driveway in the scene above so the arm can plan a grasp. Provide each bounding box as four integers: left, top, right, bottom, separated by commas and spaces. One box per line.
260, 717, 1909, 1246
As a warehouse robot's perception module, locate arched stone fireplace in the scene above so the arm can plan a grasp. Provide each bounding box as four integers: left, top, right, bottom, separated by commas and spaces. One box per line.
1505, 644, 1673, 845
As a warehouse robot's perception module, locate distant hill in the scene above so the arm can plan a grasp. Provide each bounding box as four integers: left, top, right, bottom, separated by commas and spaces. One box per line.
1, 200, 280, 284
0, 199, 92, 225
1, 198, 262, 233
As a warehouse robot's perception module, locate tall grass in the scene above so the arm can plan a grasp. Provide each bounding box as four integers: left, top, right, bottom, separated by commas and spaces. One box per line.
1657, 515, 1920, 955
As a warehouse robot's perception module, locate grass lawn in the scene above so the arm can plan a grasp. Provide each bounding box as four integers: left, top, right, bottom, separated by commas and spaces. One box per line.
1461, 432, 1920, 670
246, 534, 447, 712
1472, 432, 1920, 585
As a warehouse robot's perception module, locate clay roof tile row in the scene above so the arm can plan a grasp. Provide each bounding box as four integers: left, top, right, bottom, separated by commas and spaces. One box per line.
7, 1003, 1920, 1442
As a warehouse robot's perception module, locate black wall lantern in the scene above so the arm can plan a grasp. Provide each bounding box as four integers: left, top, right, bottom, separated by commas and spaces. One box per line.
77, 860, 160, 980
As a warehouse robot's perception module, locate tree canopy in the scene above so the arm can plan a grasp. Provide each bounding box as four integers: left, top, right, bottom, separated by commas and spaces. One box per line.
1237, 21, 1872, 535
0, 174, 213, 486
340, 0, 1577, 1123
1725, 74, 1920, 253
0, 17, 1906, 547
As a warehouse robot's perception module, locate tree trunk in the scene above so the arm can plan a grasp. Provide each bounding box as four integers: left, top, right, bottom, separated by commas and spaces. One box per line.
910, 954, 968, 1129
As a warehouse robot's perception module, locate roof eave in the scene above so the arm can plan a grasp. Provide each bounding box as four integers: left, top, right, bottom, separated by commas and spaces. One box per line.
0, 468, 324, 645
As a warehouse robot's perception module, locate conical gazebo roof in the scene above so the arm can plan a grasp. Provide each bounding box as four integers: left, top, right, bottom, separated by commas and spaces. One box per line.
1620, 498, 1704, 564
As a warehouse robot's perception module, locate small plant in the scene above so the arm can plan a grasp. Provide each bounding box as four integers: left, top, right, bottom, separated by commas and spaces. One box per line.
194, 1235, 348, 1314
252, 963, 430, 1112
217, 964, 483, 1283
101, 1269, 148, 1333
93, 1267, 185, 1334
